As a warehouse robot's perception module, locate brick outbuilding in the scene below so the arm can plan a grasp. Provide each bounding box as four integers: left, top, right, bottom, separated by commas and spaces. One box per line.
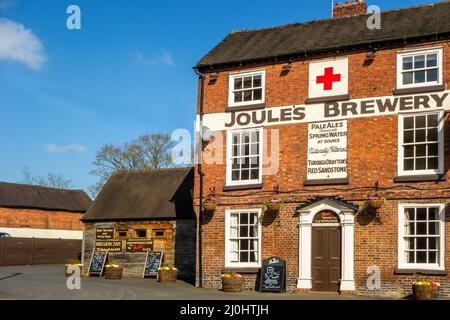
194, 1, 450, 298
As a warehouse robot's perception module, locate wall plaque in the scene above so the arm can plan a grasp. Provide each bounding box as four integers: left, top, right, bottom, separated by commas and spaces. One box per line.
126, 239, 154, 253
307, 120, 348, 181
313, 211, 340, 224
96, 227, 114, 240
95, 240, 122, 252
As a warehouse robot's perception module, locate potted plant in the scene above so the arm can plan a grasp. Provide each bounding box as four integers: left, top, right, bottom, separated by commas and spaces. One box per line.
263, 196, 284, 212
65, 259, 83, 277
158, 264, 178, 283
365, 194, 388, 209
222, 272, 243, 292
203, 195, 217, 212
412, 279, 440, 300
104, 261, 124, 279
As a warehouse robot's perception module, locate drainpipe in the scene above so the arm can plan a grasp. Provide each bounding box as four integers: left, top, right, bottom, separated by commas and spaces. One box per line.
194, 67, 205, 288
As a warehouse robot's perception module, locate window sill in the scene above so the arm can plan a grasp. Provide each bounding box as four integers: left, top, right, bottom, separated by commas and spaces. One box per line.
304, 94, 351, 104
394, 174, 447, 183
223, 183, 263, 191
225, 103, 266, 113
304, 178, 349, 186
222, 267, 260, 274
393, 84, 446, 95
395, 269, 448, 276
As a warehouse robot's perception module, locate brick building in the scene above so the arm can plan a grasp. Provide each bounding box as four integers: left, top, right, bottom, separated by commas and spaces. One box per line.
0, 182, 91, 239
193, 1, 450, 297
81, 168, 196, 281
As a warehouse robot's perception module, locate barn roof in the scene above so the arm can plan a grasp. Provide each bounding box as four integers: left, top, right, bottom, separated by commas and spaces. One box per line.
82, 167, 195, 221
0, 182, 92, 212
196, 1, 450, 70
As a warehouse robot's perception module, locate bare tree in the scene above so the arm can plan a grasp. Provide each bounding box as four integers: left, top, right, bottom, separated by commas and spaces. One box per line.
89, 133, 175, 197
22, 166, 73, 189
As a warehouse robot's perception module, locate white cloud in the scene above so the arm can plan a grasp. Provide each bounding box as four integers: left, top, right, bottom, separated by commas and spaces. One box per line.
0, 18, 47, 70
134, 49, 174, 66
45, 144, 86, 154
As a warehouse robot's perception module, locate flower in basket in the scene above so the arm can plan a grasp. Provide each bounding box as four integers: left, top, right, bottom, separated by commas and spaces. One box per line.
158, 263, 178, 272
363, 193, 389, 210
222, 272, 242, 279
205, 195, 216, 204
105, 261, 123, 269
203, 195, 217, 212
412, 279, 440, 287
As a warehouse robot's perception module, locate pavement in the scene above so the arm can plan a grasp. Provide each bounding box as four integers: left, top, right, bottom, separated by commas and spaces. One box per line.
0, 264, 372, 300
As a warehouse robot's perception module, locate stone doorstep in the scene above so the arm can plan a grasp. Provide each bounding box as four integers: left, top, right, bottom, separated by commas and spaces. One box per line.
292, 288, 357, 296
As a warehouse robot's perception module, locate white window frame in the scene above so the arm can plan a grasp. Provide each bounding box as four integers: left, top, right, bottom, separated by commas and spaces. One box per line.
398, 203, 445, 271
396, 48, 443, 90
226, 127, 263, 187
397, 111, 444, 177
228, 70, 265, 107
225, 209, 262, 268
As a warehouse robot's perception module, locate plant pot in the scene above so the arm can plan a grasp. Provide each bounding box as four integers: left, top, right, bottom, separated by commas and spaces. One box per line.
104, 267, 123, 279
203, 203, 217, 212
158, 269, 178, 283
367, 199, 384, 209
413, 285, 439, 300
222, 277, 243, 292
65, 265, 83, 277
265, 202, 282, 212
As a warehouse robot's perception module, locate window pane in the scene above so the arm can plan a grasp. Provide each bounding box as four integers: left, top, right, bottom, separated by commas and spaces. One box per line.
417, 222, 427, 235
404, 159, 414, 171
404, 130, 414, 143
427, 114, 438, 127
415, 115, 426, 128
243, 90, 252, 101
428, 143, 438, 156
415, 158, 426, 170
243, 77, 252, 89
250, 224, 258, 237
232, 170, 240, 181
240, 213, 248, 224
429, 237, 438, 249
404, 145, 414, 158
427, 128, 437, 142
417, 208, 427, 221
240, 251, 249, 263
249, 251, 257, 263
251, 131, 259, 143
417, 251, 427, 263
427, 69, 438, 82
428, 251, 437, 264
253, 88, 262, 100
407, 251, 415, 263
428, 157, 438, 170
250, 169, 259, 180
415, 145, 426, 157
241, 170, 249, 180
406, 208, 415, 221
415, 129, 426, 142
234, 91, 243, 103
414, 70, 426, 83
426, 54, 437, 67
403, 72, 414, 85
250, 213, 257, 224
239, 225, 248, 237
404, 117, 414, 129
406, 222, 415, 235
406, 238, 415, 249
414, 55, 425, 69
428, 208, 438, 221
253, 76, 261, 87
403, 56, 413, 70
417, 237, 427, 249
241, 239, 249, 250
234, 78, 243, 90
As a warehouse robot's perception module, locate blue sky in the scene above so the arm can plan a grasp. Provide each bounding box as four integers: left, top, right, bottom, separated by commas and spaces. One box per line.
0, 0, 436, 193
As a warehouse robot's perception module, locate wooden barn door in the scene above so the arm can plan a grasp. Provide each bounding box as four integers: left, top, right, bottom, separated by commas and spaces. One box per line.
312, 226, 341, 292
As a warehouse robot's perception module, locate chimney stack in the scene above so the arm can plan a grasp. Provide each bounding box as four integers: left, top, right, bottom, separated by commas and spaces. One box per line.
333, 0, 368, 18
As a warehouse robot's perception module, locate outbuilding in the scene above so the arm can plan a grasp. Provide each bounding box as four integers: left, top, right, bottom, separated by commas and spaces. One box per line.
81, 168, 196, 282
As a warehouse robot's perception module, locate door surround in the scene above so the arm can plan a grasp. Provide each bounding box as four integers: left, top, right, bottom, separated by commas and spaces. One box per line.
296, 197, 356, 292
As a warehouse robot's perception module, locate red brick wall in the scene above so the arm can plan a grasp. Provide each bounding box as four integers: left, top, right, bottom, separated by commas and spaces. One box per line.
0, 207, 83, 231
333, 1, 368, 18
195, 40, 450, 297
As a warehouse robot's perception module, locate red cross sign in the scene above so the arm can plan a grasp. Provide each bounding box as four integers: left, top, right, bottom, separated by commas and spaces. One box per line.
316, 67, 341, 91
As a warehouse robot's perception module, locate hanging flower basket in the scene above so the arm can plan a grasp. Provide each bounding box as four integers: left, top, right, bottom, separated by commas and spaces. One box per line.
104, 263, 123, 279
263, 197, 284, 212
158, 264, 178, 283
412, 280, 440, 300
203, 195, 217, 212
222, 273, 243, 292
365, 194, 388, 210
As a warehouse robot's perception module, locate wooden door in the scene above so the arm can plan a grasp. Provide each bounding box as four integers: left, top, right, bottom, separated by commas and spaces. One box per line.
312, 227, 341, 292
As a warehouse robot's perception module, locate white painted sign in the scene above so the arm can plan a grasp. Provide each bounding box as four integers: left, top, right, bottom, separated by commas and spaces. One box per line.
197, 91, 450, 131
309, 58, 348, 98
307, 120, 348, 180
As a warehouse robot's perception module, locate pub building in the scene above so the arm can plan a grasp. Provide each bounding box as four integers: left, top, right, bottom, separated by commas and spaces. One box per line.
81, 168, 196, 282
193, 1, 450, 297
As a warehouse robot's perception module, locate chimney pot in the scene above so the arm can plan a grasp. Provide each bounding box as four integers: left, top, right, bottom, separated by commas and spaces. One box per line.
333, 0, 367, 18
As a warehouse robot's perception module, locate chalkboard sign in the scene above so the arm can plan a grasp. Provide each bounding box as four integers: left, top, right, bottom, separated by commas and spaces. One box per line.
88, 250, 108, 276
259, 256, 286, 292
142, 251, 163, 278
